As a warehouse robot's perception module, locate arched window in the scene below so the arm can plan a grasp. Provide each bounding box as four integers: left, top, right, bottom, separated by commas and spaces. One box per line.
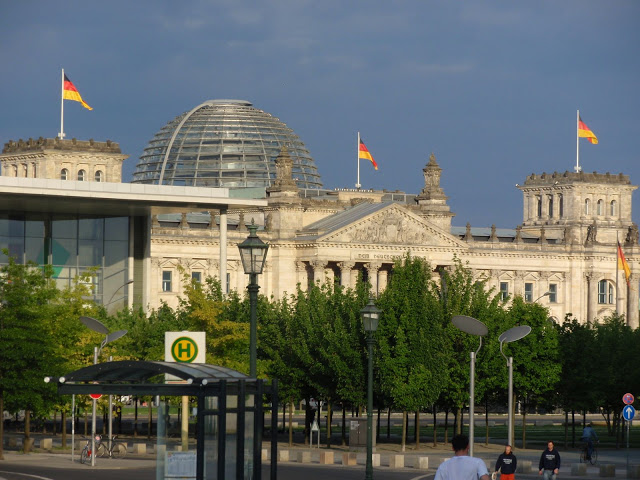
548, 195, 554, 218
13, 165, 18, 176
558, 194, 564, 218
610, 200, 617, 216
78, 169, 86, 181
31, 163, 36, 177
585, 198, 590, 215
95, 170, 103, 182
598, 279, 614, 304
22, 164, 28, 177
597, 199, 603, 215
537, 196, 542, 218
61, 168, 68, 180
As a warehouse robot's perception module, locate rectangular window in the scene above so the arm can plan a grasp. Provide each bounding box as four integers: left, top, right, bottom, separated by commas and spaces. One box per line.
524, 283, 533, 302
226, 273, 231, 294
500, 282, 509, 301
162, 270, 172, 292
191, 271, 202, 283
598, 281, 606, 304
549, 284, 558, 303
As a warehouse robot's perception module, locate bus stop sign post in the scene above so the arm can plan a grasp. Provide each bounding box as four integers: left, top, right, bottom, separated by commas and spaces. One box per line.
623, 400, 635, 473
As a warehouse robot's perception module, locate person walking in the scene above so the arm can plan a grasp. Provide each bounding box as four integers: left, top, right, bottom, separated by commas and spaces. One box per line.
581, 423, 598, 459
434, 434, 490, 480
494, 444, 517, 480
538, 441, 561, 480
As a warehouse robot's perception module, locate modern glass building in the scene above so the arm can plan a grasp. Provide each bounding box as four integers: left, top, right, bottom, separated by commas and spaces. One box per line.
132, 99, 323, 189
0, 213, 129, 306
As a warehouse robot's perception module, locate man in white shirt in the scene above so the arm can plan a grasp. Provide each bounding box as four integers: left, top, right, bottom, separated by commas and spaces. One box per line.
434, 434, 490, 480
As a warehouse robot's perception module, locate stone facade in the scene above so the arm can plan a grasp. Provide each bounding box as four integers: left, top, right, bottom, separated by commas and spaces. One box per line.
1, 137, 127, 182
2, 140, 637, 328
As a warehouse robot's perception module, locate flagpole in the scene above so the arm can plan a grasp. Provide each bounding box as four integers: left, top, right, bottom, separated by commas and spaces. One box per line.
575, 109, 580, 173
59, 68, 65, 139
616, 232, 620, 315
356, 131, 361, 190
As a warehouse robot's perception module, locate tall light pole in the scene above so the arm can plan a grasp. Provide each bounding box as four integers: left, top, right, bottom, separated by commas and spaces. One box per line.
451, 315, 488, 457
237, 220, 269, 377
104, 279, 134, 307
80, 316, 127, 466
531, 291, 551, 303
361, 297, 380, 480
499, 325, 531, 447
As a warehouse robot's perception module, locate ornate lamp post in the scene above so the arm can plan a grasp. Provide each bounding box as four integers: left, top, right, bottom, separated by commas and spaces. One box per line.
238, 220, 269, 377
79, 316, 127, 466
451, 315, 488, 457
361, 297, 380, 480
499, 325, 531, 447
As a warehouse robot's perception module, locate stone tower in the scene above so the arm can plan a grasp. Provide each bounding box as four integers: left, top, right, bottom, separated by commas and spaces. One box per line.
1, 137, 128, 182
415, 153, 455, 231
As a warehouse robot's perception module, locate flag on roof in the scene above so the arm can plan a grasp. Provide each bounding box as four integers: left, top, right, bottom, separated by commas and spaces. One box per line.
359, 139, 378, 170
578, 116, 597, 144
63, 74, 92, 110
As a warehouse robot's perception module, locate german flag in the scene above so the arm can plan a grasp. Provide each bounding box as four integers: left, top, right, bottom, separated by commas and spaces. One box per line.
63, 74, 92, 110
618, 241, 631, 286
359, 139, 378, 170
578, 116, 597, 144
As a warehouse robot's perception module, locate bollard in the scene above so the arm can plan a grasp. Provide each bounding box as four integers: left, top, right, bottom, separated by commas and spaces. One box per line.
389, 454, 404, 468
319, 451, 334, 464
415, 456, 429, 469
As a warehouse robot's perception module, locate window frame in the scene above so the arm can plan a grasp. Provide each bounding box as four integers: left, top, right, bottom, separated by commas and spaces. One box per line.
162, 270, 172, 292
548, 283, 558, 303
524, 282, 533, 302
78, 169, 86, 182
499, 281, 509, 301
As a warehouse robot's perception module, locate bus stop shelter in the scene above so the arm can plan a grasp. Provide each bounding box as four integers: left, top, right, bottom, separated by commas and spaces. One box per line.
51, 360, 278, 480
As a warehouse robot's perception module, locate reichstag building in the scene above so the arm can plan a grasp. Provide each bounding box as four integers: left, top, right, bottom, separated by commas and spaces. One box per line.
1, 99, 637, 328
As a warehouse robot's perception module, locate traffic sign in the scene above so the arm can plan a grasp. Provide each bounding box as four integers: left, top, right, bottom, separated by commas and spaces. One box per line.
623, 393, 635, 405
89, 393, 102, 400
623, 405, 636, 421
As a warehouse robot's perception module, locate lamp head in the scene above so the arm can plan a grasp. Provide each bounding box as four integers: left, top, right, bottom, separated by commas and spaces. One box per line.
238, 219, 269, 275
361, 297, 381, 333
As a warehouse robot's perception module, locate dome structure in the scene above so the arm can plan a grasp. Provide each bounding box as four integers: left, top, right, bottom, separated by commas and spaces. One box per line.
132, 100, 323, 189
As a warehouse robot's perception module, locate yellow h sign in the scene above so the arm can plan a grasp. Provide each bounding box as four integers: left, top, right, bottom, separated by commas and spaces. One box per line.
171, 337, 199, 363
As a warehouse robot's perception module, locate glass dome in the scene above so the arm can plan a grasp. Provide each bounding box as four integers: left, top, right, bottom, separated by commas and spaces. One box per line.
132, 99, 323, 189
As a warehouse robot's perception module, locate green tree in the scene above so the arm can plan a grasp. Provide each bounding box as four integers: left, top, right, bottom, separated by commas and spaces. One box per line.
376, 253, 449, 450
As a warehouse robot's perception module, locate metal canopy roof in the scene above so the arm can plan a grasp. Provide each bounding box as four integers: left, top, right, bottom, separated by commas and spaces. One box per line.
63, 360, 248, 383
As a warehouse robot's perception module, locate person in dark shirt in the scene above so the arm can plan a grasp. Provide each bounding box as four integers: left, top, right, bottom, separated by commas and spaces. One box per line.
538, 441, 561, 480
495, 444, 517, 480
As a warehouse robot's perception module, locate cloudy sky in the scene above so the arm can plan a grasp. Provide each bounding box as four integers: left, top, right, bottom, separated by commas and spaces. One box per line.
1, 1, 638, 228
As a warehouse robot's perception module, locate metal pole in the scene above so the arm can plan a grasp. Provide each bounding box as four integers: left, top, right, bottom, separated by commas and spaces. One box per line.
108, 355, 113, 454
91, 346, 97, 466
507, 357, 513, 447
248, 273, 259, 377
469, 350, 475, 457
365, 334, 374, 480
71, 394, 75, 462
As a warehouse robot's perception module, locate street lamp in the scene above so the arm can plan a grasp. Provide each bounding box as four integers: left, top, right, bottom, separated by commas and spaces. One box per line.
451, 315, 488, 457
237, 219, 269, 377
79, 316, 127, 466
361, 297, 380, 480
499, 325, 531, 447
105, 279, 134, 307
531, 291, 551, 303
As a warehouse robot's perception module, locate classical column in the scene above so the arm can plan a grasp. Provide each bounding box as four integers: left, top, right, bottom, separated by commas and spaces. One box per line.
367, 262, 381, 296
378, 268, 389, 293
627, 273, 639, 329
296, 261, 308, 291
514, 271, 525, 297
219, 209, 227, 294
337, 261, 355, 289
310, 260, 327, 285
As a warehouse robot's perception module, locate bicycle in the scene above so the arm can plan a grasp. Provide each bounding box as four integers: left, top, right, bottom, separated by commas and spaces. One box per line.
80, 435, 101, 464
96, 434, 128, 458
579, 440, 598, 465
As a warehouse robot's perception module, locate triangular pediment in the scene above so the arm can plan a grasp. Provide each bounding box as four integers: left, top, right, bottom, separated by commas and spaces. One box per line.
310, 204, 466, 248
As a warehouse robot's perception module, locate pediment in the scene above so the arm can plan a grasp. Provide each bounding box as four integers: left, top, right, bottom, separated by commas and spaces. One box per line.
316, 204, 466, 248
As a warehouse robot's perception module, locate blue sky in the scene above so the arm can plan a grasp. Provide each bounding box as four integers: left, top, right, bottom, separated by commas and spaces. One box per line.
1, 1, 639, 228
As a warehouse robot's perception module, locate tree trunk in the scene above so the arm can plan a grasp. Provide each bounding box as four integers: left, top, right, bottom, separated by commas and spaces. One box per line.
432, 406, 438, 447
0, 395, 5, 460
84, 410, 88, 435
485, 396, 489, 446
563, 410, 568, 449
376, 407, 381, 443
148, 401, 152, 439
282, 403, 286, 433
444, 410, 449, 444
571, 409, 576, 447
61, 410, 67, 448
288, 400, 293, 447
455, 407, 462, 435
415, 411, 420, 448
341, 406, 346, 445
23, 410, 32, 453
522, 407, 527, 449
387, 407, 391, 440
134, 398, 139, 437
53, 410, 57, 436
326, 400, 332, 448
401, 411, 407, 452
